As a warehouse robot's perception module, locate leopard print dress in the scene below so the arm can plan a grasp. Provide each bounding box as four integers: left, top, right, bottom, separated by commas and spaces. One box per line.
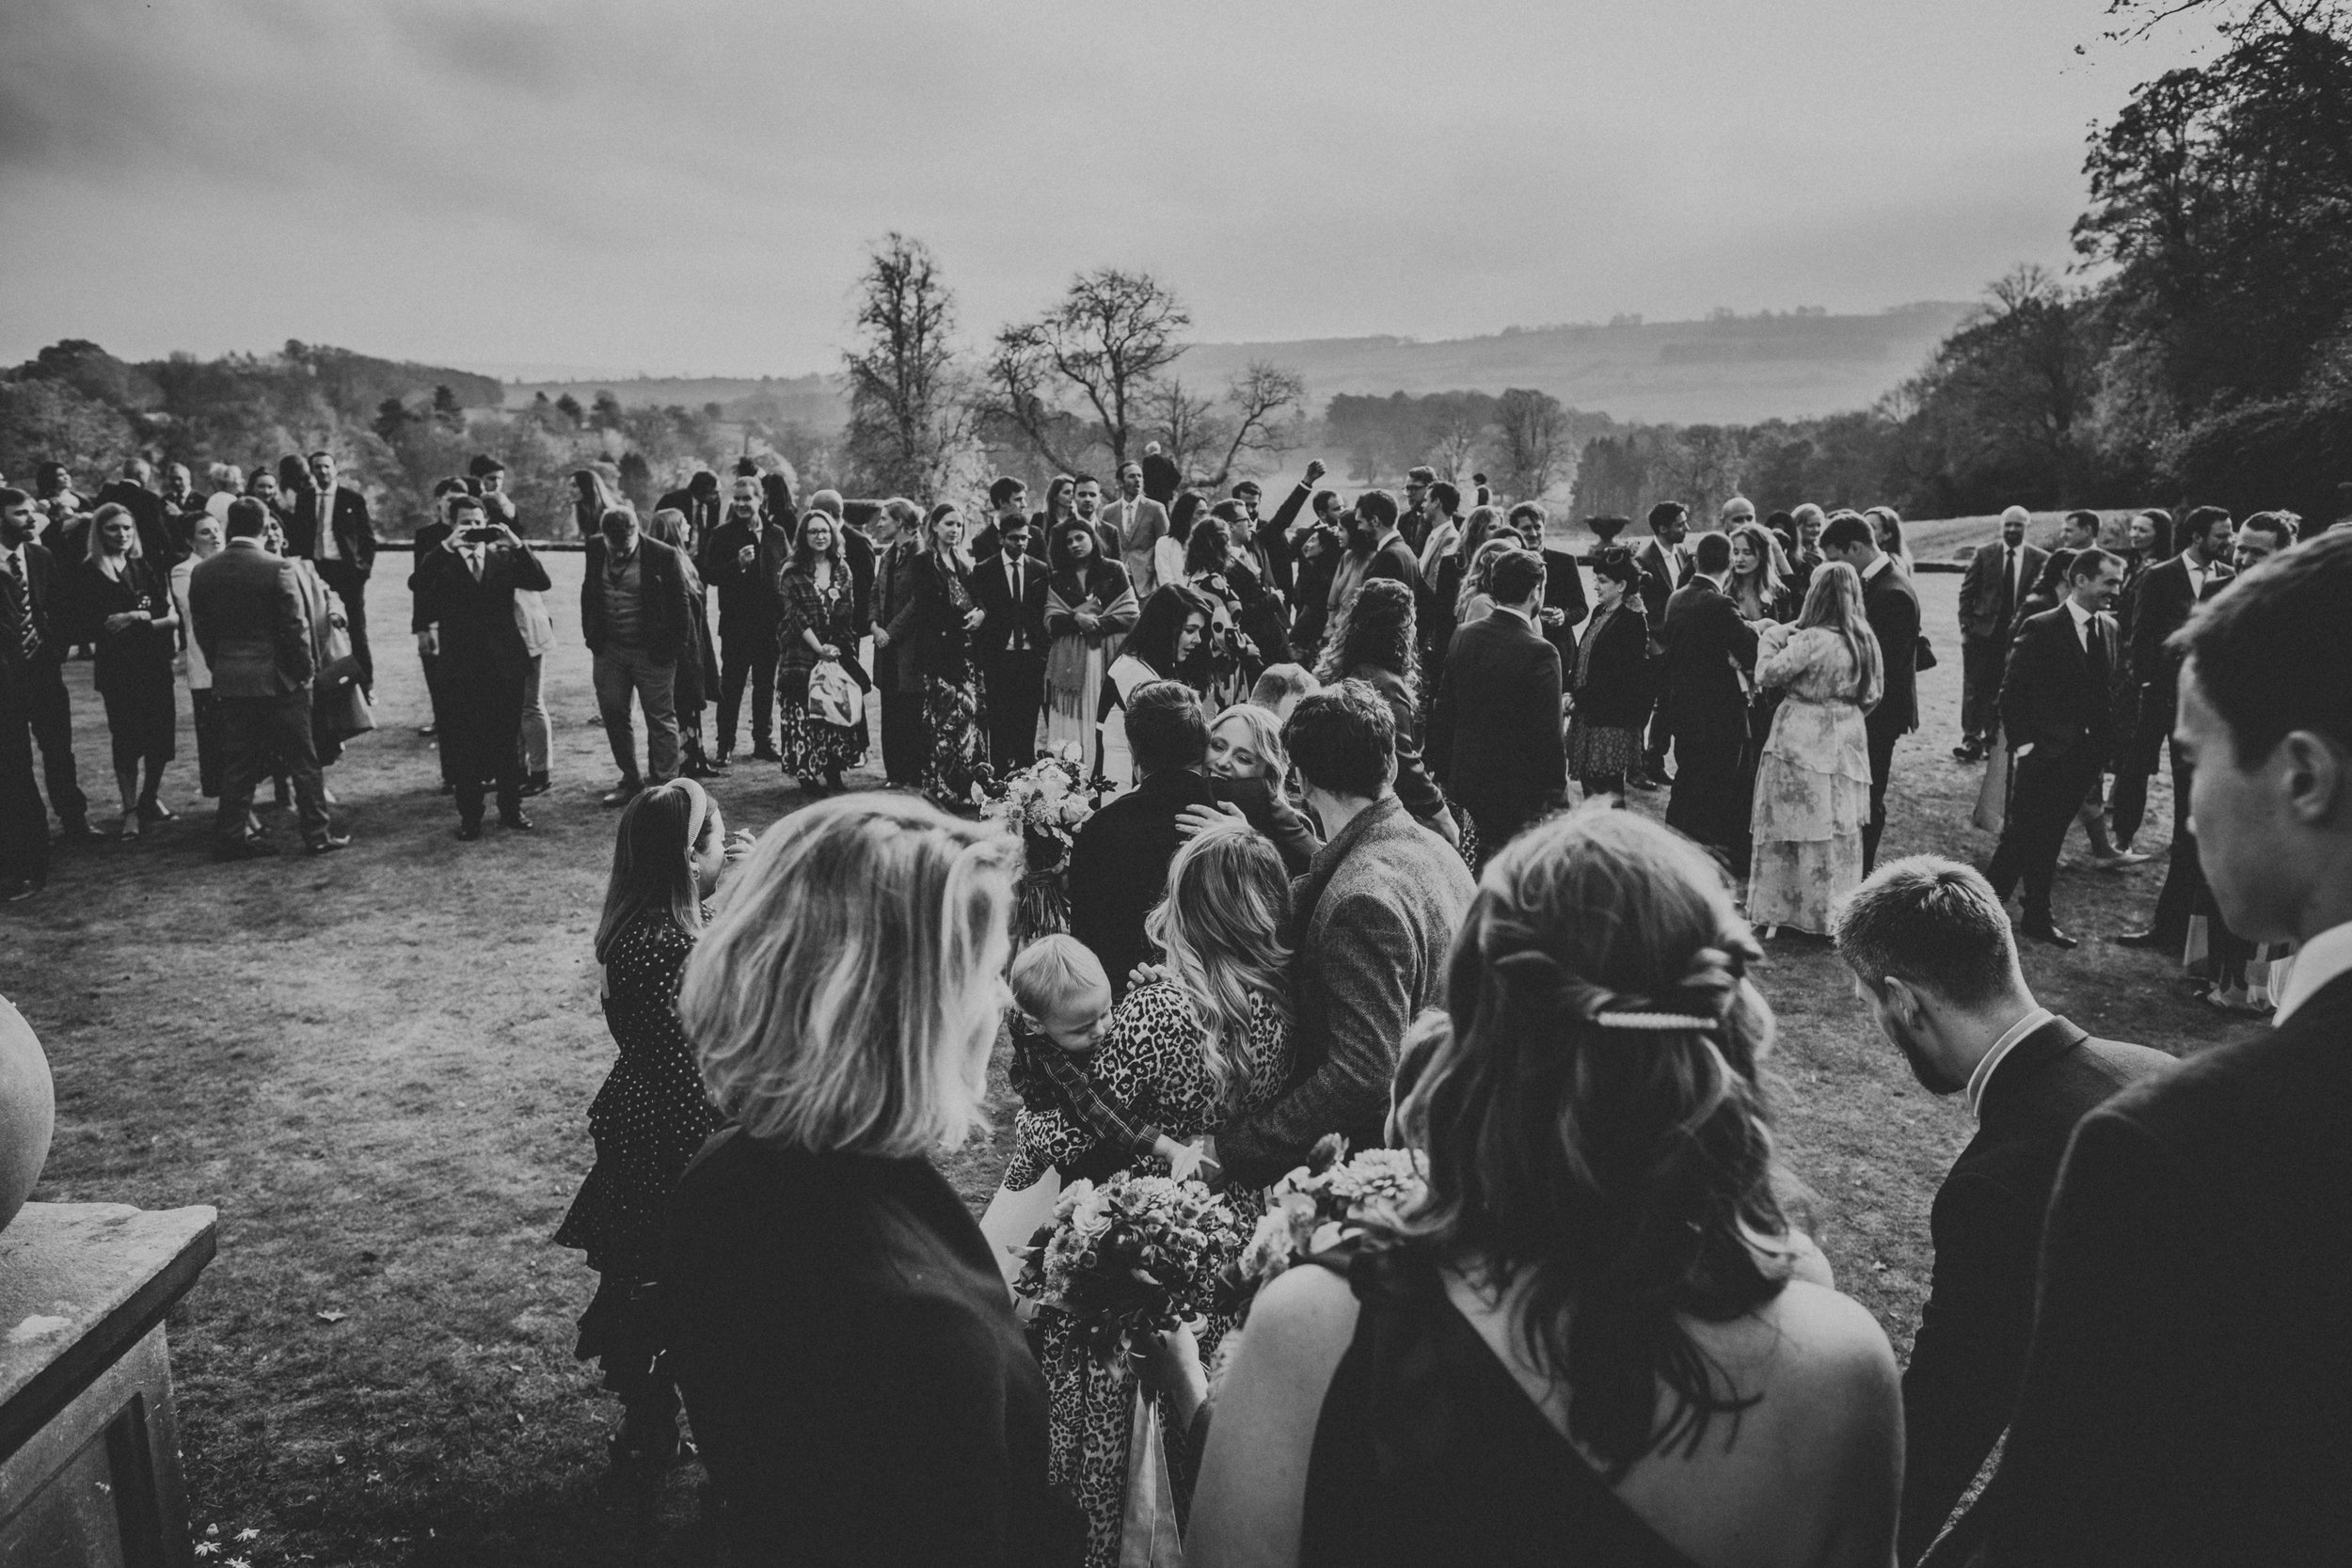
1025, 980, 1294, 1568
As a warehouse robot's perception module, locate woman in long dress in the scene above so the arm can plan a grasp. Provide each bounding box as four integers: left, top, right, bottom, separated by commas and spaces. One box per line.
553, 780, 732, 1473
1747, 561, 1883, 936
1182, 512, 1278, 702
646, 507, 723, 780
1042, 518, 1138, 768
72, 504, 180, 834
1023, 824, 1296, 1568
909, 501, 989, 805
776, 509, 868, 794
1096, 583, 1211, 794
1565, 550, 1651, 803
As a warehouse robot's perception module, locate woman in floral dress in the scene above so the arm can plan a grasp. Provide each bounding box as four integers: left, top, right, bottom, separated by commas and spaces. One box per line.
908, 501, 989, 805
1020, 824, 1295, 1567
776, 509, 866, 794
1747, 561, 1883, 936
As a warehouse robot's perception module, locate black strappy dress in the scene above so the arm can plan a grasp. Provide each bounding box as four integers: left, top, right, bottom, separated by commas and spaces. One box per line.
1299, 1243, 1707, 1568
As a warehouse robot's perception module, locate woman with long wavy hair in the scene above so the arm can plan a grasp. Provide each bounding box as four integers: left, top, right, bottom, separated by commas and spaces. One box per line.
1041, 516, 1138, 768
1024, 822, 1297, 1568
645, 507, 723, 779
1189, 807, 1899, 1568
909, 501, 990, 803
1747, 561, 1883, 937
776, 507, 867, 794
1312, 577, 1463, 853
1096, 582, 1211, 791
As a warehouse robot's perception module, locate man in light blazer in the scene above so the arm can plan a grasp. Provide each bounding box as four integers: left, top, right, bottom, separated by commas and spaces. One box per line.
1104, 460, 1172, 597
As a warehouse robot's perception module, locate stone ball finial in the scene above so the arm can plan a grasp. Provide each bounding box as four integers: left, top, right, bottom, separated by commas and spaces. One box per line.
0, 994, 56, 1235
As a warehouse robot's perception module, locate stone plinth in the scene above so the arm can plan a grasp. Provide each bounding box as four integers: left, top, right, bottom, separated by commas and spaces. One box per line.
0, 1202, 218, 1568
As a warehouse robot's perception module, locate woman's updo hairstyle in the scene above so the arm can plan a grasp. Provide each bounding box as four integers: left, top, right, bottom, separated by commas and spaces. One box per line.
1399, 805, 1791, 1478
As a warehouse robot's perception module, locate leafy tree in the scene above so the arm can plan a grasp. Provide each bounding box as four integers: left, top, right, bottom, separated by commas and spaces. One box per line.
430, 385, 465, 432
589, 390, 625, 431
988, 268, 1190, 473
0, 376, 136, 481
555, 392, 584, 425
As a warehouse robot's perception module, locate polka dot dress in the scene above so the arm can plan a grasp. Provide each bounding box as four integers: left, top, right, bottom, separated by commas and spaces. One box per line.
553, 906, 726, 1280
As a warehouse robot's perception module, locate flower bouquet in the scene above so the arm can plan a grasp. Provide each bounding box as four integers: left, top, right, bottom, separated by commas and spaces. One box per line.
1224, 1135, 1430, 1311
974, 744, 1105, 944
1014, 1170, 1248, 1368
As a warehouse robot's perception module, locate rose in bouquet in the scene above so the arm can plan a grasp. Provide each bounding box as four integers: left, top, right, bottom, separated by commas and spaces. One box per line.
974, 745, 1107, 943
1014, 1169, 1248, 1367
1224, 1134, 1430, 1309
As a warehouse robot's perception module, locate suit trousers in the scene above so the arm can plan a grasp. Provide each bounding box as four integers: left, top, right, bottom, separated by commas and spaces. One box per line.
215, 690, 332, 846
2109, 702, 2175, 848
593, 644, 680, 785
0, 690, 50, 886
1961, 637, 2005, 743
190, 689, 221, 796
22, 662, 89, 827
716, 620, 779, 756
879, 683, 927, 786
318, 562, 372, 690
445, 657, 529, 825
2141, 748, 2201, 942
1987, 744, 2105, 919
516, 654, 549, 778
1861, 721, 1899, 874
982, 648, 1047, 770
1665, 717, 1747, 858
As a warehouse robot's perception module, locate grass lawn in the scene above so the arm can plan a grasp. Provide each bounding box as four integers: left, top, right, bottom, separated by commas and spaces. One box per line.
3, 542, 2259, 1566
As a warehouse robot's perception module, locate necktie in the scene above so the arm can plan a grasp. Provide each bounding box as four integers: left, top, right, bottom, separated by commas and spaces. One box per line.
1008, 560, 1024, 651
2, 552, 37, 661
465, 546, 484, 580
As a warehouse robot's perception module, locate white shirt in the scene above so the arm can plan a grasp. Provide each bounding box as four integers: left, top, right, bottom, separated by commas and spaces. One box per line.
2274, 920, 2352, 1026
2064, 596, 2096, 651
1, 545, 24, 582
315, 485, 343, 562
1862, 553, 1892, 586
1964, 1006, 2055, 1122
2185, 554, 2211, 597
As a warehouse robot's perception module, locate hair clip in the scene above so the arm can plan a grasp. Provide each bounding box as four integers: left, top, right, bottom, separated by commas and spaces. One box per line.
1591, 1010, 1719, 1033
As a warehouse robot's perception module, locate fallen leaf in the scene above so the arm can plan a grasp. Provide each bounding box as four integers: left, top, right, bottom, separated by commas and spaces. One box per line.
315, 1309, 346, 1324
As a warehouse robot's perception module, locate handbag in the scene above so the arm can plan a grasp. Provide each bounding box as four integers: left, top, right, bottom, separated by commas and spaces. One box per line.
807, 657, 863, 728
1914, 633, 1939, 672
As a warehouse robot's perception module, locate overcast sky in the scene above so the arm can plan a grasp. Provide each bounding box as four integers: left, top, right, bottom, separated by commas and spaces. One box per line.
0, 0, 2216, 378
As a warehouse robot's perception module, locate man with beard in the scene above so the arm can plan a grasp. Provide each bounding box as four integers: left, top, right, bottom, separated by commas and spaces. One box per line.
1, 485, 99, 897
288, 451, 380, 693
1836, 857, 2169, 1563
1955, 507, 2044, 764
972, 512, 1050, 768
1072, 474, 1118, 563
1509, 500, 1590, 671
655, 468, 725, 550
701, 473, 790, 766
1325, 490, 1424, 631
1104, 461, 1170, 596
1399, 466, 1437, 554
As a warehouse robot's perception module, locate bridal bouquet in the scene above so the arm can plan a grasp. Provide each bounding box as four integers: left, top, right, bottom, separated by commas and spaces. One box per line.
974, 746, 1105, 943
1015, 1171, 1248, 1367
1225, 1135, 1430, 1307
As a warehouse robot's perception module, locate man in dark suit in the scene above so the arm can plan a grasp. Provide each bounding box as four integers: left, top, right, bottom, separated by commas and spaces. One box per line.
190, 497, 345, 858
1938, 531, 2352, 1568
1634, 500, 1692, 784
94, 457, 182, 567
972, 513, 1050, 769
967, 475, 1028, 565
1510, 500, 1591, 668
1836, 857, 2173, 1563
1429, 549, 1565, 864
1659, 531, 1758, 859
1211, 681, 1477, 1185
1336, 489, 1426, 622
700, 473, 790, 766
1068, 682, 1218, 998
1141, 441, 1181, 509
412, 496, 549, 838
1984, 548, 2124, 948
1399, 466, 1437, 554
408, 490, 461, 781
1954, 507, 2047, 763
653, 468, 723, 548
581, 503, 694, 804
1821, 510, 1920, 872
2114, 505, 2236, 948
290, 451, 379, 693
0, 486, 98, 885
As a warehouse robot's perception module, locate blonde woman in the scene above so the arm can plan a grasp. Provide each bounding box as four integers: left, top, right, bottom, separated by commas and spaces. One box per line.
170, 511, 227, 798
73, 503, 180, 833
1025, 821, 1296, 1568
553, 780, 733, 1474
661, 796, 1077, 1565
1748, 561, 1883, 936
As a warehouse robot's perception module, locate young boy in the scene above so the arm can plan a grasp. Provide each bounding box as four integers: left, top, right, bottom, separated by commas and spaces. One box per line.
1000, 935, 1208, 1189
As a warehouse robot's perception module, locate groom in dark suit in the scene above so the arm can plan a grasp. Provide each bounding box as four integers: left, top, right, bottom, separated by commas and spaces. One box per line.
1429, 548, 1565, 864
972, 514, 1051, 768
1985, 549, 2124, 948
1939, 530, 2352, 1568
412, 495, 551, 838
1836, 857, 2172, 1563
1659, 530, 1757, 859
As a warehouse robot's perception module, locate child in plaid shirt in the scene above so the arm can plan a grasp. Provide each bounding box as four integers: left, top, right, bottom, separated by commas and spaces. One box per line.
1001, 934, 1207, 1189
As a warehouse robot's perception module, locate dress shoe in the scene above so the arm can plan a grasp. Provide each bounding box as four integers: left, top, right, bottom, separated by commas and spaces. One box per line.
58, 819, 106, 842
455, 821, 484, 842
118, 816, 140, 840
1952, 743, 1986, 764
2018, 916, 2080, 950
2114, 927, 2179, 951
307, 832, 352, 855
2089, 849, 2153, 870
601, 781, 643, 808
213, 838, 278, 862
712, 752, 734, 772
500, 812, 535, 832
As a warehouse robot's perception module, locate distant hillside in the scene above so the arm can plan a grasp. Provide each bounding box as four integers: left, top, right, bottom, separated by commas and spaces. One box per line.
486, 303, 1975, 431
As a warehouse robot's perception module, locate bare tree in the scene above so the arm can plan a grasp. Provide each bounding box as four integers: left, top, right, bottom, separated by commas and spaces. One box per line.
1143, 377, 1223, 481
1490, 388, 1569, 501
842, 233, 972, 498
987, 268, 1191, 473
1423, 401, 1488, 483
1204, 361, 1307, 488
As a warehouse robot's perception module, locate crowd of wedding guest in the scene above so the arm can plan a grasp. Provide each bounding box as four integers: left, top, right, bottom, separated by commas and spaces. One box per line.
551, 521, 2350, 1568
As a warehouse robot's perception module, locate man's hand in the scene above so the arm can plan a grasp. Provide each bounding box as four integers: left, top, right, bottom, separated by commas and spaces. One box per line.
818, 642, 841, 659
1304, 458, 1327, 485
873, 627, 891, 649
1127, 960, 1173, 990
738, 544, 755, 568
418, 627, 438, 657
1175, 802, 1248, 840
964, 607, 987, 631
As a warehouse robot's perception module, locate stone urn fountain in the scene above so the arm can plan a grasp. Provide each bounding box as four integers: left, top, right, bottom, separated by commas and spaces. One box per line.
0, 994, 52, 1236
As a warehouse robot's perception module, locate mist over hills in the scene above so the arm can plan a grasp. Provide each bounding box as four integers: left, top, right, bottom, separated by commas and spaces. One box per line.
486, 302, 1975, 429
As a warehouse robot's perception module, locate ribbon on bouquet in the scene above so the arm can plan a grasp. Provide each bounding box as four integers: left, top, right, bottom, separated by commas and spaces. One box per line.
1119, 1379, 1182, 1567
